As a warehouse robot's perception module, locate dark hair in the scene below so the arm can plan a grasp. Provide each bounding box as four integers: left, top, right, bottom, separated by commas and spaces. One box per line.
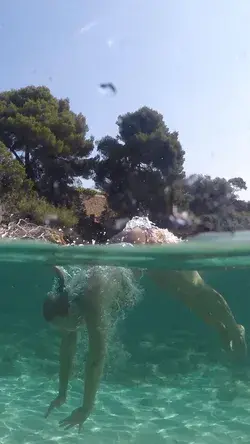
43, 292, 70, 322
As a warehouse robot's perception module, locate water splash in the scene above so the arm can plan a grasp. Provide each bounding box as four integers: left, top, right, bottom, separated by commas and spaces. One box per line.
124, 216, 155, 230
124, 216, 182, 244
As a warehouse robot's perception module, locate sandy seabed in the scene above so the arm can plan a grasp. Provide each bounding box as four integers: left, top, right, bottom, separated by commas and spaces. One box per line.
1, 325, 250, 444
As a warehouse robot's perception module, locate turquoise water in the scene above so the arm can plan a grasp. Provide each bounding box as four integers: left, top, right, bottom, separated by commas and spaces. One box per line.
1, 233, 250, 443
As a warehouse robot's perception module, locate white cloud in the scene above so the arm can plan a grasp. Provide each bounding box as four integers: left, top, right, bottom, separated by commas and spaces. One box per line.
79, 21, 97, 34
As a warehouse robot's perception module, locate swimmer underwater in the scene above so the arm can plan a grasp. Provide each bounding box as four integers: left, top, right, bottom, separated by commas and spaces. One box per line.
43, 218, 247, 431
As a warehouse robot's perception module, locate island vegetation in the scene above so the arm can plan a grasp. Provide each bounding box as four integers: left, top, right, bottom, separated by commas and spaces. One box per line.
0, 85, 249, 243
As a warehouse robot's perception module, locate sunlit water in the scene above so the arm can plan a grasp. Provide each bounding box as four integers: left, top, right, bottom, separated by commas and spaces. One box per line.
1, 232, 250, 443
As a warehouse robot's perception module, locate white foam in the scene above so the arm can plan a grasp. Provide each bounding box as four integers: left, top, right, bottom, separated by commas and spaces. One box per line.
124, 216, 155, 230
162, 230, 181, 244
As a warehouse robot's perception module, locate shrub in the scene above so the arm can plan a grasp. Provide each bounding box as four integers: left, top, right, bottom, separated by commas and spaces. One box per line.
17, 195, 78, 227
3, 191, 78, 228
75, 187, 105, 197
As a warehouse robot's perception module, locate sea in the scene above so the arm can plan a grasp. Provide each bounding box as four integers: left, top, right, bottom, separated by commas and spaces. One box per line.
1, 230, 250, 444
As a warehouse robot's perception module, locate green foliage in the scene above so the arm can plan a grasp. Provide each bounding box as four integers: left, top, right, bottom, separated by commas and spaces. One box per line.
0, 84, 250, 236
185, 175, 245, 216
15, 194, 78, 227
94, 106, 185, 219
75, 187, 104, 197
183, 175, 250, 232
0, 140, 77, 228
228, 177, 247, 192
0, 141, 31, 194
0, 85, 94, 205
5, 190, 78, 227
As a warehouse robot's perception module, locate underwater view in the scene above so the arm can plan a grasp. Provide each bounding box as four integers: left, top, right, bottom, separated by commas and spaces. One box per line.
1, 226, 250, 444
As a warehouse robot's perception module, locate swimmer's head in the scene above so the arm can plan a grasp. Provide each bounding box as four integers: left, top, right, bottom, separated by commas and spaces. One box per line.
110, 216, 180, 245
43, 266, 84, 331
110, 226, 180, 245
43, 266, 70, 323
110, 227, 148, 245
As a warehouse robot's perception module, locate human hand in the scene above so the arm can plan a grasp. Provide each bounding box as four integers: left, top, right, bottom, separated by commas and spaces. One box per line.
45, 394, 66, 418
59, 406, 90, 432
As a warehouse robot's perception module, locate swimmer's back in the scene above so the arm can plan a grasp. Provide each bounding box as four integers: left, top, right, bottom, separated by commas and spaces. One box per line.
69, 264, 139, 315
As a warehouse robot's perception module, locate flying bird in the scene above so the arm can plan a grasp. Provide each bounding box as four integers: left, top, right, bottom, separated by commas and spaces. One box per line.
99, 83, 117, 94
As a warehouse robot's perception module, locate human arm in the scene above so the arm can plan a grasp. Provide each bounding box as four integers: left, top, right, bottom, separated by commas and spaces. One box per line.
81, 303, 106, 414
58, 331, 77, 398
59, 275, 108, 431
45, 331, 77, 418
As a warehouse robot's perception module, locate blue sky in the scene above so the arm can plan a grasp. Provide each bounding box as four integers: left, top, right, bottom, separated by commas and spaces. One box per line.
1, 0, 250, 198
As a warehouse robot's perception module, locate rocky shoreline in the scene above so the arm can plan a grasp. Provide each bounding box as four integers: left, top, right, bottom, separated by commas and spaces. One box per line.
0, 219, 70, 245
0, 218, 195, 247
0, 216, 206, 247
